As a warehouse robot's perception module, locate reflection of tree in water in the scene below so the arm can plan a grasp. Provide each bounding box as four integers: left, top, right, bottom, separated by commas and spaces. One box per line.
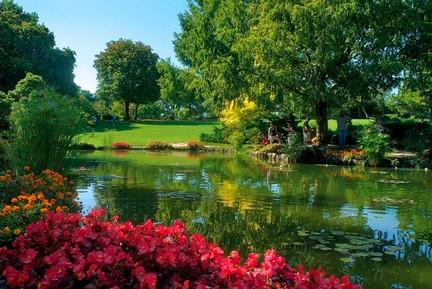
73, 151, 432, 289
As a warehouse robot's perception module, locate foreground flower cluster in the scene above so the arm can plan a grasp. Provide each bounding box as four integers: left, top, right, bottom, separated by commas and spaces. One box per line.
0, 168, 79, 243
0, 209, 360, 289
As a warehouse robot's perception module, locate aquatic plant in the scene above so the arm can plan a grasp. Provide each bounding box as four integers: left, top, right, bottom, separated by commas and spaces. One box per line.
111, 142, 131, 149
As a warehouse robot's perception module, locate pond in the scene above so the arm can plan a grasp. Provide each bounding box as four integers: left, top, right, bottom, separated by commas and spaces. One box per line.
70, 150, 432, 289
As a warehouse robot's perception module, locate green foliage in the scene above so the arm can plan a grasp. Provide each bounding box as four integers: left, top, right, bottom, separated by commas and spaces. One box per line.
358, 126, 390, 166
200, 126, 228, 144
145, 141, 173, 151
387, 90, 430, 119
7, 73, 47, 101
282, 133, 303, 162
0, 1, 77, 94
0, 91, 12, 131
10, 89, 85, 172
258, 144, 284, 154
0, 140, 10, 172
175, 0, 423, 143
94, 39, 160, 120
157, 59, 207, 119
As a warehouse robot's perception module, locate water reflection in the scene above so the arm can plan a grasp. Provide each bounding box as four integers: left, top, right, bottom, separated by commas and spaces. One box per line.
69, 151, 432, 289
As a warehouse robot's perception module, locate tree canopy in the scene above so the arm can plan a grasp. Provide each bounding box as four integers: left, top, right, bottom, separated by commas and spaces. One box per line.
94, 39, 160, 120
174, 0, 431, 142
0, 0, 77, 95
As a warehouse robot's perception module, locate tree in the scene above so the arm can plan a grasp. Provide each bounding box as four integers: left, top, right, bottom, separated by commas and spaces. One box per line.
157, 59, 206, 119
7, 73, 47, 101
94, 39, 160, 120
175, 0, 413, 143
0, 0, 77, 94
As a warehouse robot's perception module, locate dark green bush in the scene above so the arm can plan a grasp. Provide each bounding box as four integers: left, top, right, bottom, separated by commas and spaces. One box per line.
383, 118, 432, 151
200, 126, 228, 143
72, 143, 97, 150
0, 140, 11, 172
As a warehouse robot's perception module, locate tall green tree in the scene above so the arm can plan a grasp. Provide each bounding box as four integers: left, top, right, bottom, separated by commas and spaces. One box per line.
0, 0, 77, 95
175, 0, 414, 143
94, 39, 160, 120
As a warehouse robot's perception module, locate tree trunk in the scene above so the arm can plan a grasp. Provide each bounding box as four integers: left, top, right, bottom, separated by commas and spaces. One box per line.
315, 100, 328, 144
134, 103, 140, 120
124, 101, 130, 121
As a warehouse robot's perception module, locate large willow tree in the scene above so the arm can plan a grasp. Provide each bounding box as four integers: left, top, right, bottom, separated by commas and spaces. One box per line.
175, 0, 423, 143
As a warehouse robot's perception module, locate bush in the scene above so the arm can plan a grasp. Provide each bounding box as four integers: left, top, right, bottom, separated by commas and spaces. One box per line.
71, 143, 97, 150
0, 91, 12, 131
0, 140, 11, 172
282, 132, 304, 162
0, 209, 360, 289
382, 118, 432, 151
187, 141, 205, 150
358, 125, 390, 166
200, 126, 228, 143
0, 169, 79, 244
258, 144, 284, 154
111, 142, 131, 149
10, 90, 85, 172
145, 141, 173, 150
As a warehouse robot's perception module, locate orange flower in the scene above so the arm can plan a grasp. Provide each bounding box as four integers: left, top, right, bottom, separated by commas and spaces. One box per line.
23, 165, 30, 171
40, 208, 48, 214
55, 206, 64, 213
23, 204, 31, 210
14, 228, 21, 235
11, 198, 18, 203
37, 193, 45, 200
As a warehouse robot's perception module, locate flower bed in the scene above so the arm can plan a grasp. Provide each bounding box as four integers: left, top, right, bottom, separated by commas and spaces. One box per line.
0, 168, 79, 244
0, 209, 360, 289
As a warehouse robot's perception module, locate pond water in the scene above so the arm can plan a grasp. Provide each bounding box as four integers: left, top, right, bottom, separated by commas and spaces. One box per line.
70, 150, 432, 289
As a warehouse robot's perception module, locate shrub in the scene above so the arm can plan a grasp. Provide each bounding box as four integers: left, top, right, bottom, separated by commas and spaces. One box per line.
71, 143, 97, 150
145, 141, 173, 150
258, 144, 284, 154
282, 132, 304, 162
0, 91, 12, 131
0, 209, 360, 289
358, 125, 390, 166
111, 142, 131, 149
0, 140, 11, 172
9, 89, 85, 172
200, 126, 228, 143
0, 169, 79, 244
187, 141, 205, 150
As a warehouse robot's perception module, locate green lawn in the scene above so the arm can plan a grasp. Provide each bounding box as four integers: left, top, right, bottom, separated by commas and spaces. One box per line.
297, 118, 373, 131
81, 119, 373, 147
81, 120, 219, 147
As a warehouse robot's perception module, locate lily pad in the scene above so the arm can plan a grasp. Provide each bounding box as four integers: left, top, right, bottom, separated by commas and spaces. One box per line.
298, 231, 309, 237
370, 257, 383, 262
352, 252, 369, 257
368, 252, 383, 257
292, 242, 304, 246
340, 257, 354, 263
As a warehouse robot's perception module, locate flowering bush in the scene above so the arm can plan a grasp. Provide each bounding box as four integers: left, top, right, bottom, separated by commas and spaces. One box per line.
0, 209, 360, 289
111, 142, 131, 149
187, 141, 205, 151
0, 168, 79, 244
145, 141, 173, 150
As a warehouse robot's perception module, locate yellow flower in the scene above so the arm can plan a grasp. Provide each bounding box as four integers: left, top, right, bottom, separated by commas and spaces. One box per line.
55, 206, 64, 213
40, 208, 48, 214
14, 228, 21, 235
37, 193, 45, 200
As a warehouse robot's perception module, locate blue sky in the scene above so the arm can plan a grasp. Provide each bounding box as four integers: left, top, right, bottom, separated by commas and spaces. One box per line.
15, 0, 189, 92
